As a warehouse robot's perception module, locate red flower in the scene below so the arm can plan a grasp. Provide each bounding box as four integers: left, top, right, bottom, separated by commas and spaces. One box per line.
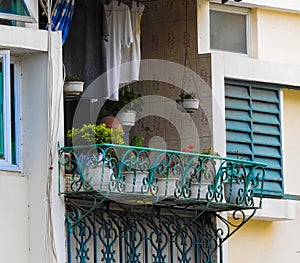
188, 144, 195, 149
182, 148, 189, 152
170, 161, 175, 168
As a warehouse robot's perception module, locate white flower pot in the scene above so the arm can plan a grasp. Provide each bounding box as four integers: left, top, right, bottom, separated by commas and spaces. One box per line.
63, 81, 84, 96
223, 182, 242, 204
177, 99, 199, 113
85, 164, 112, 191
157, 177, 177, 197
190, 181, 210, 199
118, 110, 137, 126
124, 171, 148, 193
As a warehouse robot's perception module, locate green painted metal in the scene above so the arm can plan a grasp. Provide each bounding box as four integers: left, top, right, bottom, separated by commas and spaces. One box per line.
225, 79, 283, 197
65, 202, 259, 263
60, 144, 267, 263
58, 143, 266, 209
66, 204, 220, 263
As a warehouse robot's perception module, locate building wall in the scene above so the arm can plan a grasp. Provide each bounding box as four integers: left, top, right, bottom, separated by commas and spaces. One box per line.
228, 89, 300, 263
0, 172, 29, 262
256, 9, 300, 64
224, 4, 300, 261
282, 89, 300, 194
132, 0, 213, 153
0, 22, 65, 262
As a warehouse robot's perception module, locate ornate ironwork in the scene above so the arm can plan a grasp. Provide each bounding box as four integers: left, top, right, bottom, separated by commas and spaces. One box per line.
66, 204, 219, 263
59, 143, 266, 209
60, 144, 267, 263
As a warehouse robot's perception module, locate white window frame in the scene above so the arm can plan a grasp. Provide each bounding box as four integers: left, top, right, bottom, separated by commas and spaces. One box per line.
197, 1, 251, 55
0, 0, 35, 23
0, 50, 21, 171
209, 3, 251, 55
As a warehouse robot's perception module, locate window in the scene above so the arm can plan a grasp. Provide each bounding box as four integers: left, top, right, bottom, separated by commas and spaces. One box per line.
0, 0, 34, 24
210, 5, 249, 54
225, 80, 283, 197
0, 51, 20, 170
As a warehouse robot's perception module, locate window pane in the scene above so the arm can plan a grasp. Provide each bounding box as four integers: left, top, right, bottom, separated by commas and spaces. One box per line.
210, 10, 247, 54
0, 58, 4, 158
0, 0, 30, 16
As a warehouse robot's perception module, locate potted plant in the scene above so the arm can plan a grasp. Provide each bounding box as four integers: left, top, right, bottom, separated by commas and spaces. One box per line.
63, 75, 84, 96
156, 161, 178, 197
181, 145, 218, 199
66, 123, 125, 191
103, 87, 143, 127
120, 136, 149, 194
176, 91, 199, 113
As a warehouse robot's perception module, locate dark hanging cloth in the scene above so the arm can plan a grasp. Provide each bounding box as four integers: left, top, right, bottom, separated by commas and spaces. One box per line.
63, 0, 108, 89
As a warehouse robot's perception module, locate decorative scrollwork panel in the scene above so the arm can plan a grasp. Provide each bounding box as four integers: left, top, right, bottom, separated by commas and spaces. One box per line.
66, 205, 219, 263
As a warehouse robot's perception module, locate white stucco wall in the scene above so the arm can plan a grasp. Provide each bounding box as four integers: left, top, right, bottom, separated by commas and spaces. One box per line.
0, 25, 65, 263
21, 33, 65, 263
0, 172, 29, 263
21, 51, 50, 263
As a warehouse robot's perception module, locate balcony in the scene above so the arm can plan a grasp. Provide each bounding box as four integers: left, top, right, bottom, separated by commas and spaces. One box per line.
59, 144, 266, 263
58, 144, 266, 211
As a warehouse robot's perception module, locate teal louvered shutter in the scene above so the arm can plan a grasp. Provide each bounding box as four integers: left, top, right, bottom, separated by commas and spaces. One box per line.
225, 80, 283, 197
0, 70, 4, 158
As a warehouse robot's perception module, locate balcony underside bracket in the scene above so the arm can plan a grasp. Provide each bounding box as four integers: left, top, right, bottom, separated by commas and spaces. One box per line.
66, 192, 110, 228
215, 208, 258, 244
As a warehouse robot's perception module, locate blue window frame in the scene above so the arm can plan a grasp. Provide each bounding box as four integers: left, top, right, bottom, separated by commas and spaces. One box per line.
225, 79, 283, 197
0, 64, 3, 158
0, 51, 19, 170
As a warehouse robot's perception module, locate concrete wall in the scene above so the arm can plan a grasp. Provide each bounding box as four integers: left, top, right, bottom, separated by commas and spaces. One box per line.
228, 89, 300, 263
21, 33, 65, 263
282, 89, 300, 195
0, 24, 65, 263
0, 172, 29, 262
21, 51, 49, 263
206, 2, 300, 262
132, 0, 213, 153
256, 9, 300, 64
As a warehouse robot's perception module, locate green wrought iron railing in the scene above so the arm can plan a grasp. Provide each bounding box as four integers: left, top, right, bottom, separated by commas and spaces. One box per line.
58, 143, 266, 209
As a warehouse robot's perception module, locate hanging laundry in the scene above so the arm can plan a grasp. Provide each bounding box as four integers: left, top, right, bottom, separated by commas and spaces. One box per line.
120, 0, 145, 83
50, 0, 75, 43
104, 0, 134, 101
63, 0, 108, 88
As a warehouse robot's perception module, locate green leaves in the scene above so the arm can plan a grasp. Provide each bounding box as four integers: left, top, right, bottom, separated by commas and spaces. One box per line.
67, 124, 125, 145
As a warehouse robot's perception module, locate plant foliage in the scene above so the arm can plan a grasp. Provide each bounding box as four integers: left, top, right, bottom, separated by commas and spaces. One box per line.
67, 124, 124, 145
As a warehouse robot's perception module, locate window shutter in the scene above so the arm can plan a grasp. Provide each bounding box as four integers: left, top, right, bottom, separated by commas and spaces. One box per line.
0, 71, 4, 157
225, 80, 283, 197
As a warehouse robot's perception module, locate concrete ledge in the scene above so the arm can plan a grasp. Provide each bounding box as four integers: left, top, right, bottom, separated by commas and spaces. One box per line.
0, 25, 48, 54
228, 198, 296, 221
210, 0, 300, 14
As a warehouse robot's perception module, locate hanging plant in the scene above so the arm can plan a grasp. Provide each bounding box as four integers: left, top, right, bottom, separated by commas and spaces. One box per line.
177, 91, 199, 113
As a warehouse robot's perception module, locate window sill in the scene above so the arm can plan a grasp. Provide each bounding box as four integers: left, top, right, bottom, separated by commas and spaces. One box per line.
0, 161, 21, 173
199, 49, 249, 57
228, 197, 296, 221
